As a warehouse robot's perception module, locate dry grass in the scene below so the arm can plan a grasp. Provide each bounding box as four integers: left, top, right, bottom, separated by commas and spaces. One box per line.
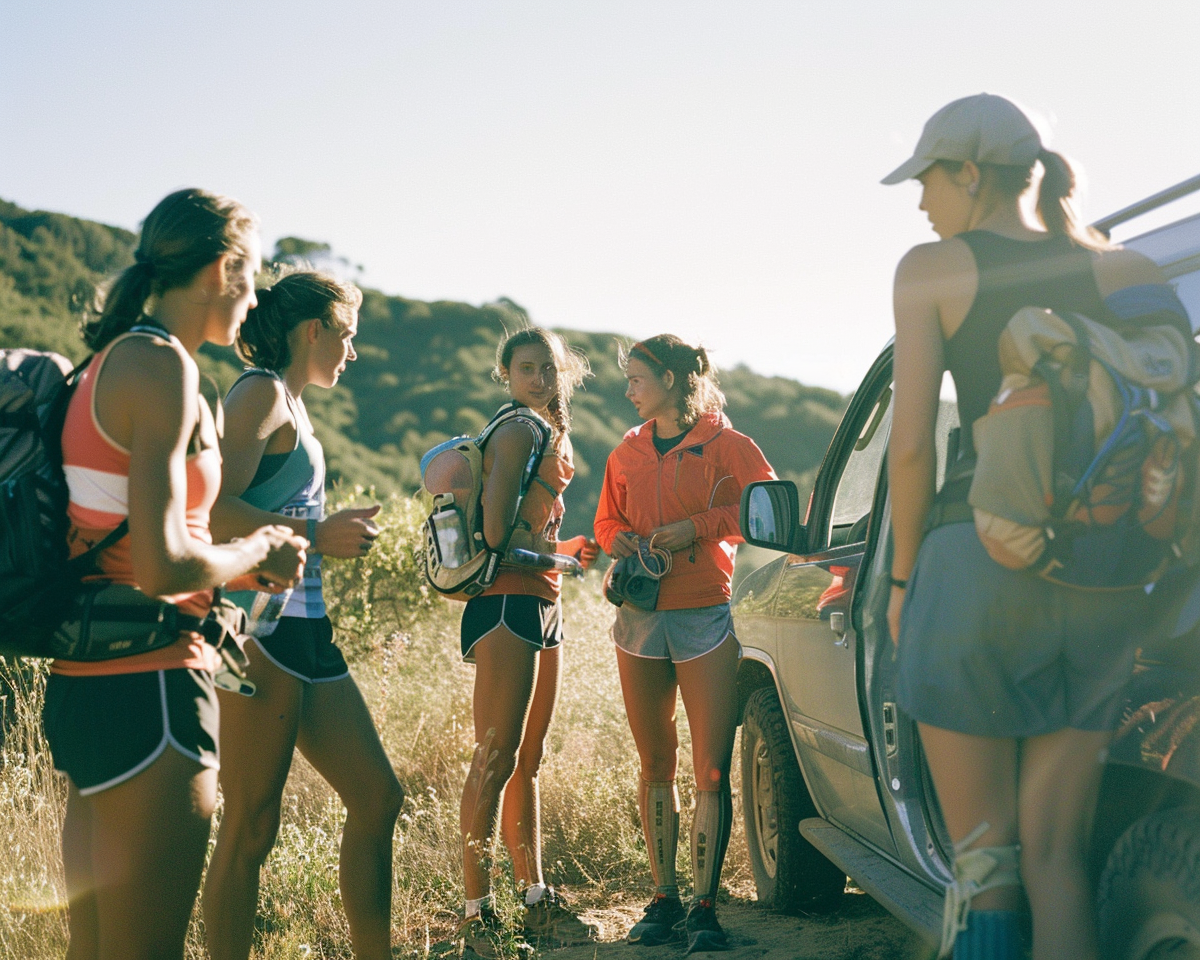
0, 513, 752, 958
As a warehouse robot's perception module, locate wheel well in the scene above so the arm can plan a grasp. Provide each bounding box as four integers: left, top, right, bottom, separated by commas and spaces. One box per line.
737, 659, 777, 724
1091, 764, 1200, 883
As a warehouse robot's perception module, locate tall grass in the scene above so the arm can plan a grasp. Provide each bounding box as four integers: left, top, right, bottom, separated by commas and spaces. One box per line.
0, 493, 750, 958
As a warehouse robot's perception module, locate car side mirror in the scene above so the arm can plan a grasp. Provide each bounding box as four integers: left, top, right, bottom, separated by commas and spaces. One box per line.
740, 480, 808, 555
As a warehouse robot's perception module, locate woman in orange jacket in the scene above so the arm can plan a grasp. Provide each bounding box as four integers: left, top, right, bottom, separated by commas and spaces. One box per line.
594, 334, 775, 954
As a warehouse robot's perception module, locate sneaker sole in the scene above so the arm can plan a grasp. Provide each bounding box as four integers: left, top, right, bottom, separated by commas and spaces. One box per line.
628, 923, 684, 946
685, 931, 731, 955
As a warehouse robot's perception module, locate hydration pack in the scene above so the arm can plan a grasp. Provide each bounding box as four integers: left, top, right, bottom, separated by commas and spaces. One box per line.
420, 402, 552, 601
961, 291, 1200, 589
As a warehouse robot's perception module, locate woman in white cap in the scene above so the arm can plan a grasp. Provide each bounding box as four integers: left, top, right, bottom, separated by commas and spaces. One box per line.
883, 94, 1166, 960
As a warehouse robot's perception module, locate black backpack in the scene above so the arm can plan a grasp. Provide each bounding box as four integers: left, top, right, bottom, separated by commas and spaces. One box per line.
0, 348, 130, 657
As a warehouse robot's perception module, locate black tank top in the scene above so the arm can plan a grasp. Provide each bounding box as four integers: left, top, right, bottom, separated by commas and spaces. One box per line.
945, 231, 1107, 456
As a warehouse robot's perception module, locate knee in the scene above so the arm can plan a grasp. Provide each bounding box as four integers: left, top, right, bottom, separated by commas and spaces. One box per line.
514, 739, 546, 779
472, 738, 519, 791
1019, 816, 1088, 875
346, 772, 406, 832
694, 764, 729, 791
220, 800, 283, 866
639, 751, 678, 783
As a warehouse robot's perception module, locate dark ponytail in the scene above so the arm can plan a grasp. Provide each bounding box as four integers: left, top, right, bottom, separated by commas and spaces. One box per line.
237, 268, 363, 372
1036, 149, 1110, 250
621, 333, 725, 427
82, 188, 258, 351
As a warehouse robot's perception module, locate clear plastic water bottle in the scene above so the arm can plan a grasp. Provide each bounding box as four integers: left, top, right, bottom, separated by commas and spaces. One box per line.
431, 507, 471, 569
506, 548, 585, 578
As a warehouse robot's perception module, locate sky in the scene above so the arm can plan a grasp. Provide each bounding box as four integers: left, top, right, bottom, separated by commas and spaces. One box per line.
3, 1, 1199, 392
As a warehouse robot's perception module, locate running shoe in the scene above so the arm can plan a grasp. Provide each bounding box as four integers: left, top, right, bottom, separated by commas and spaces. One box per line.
458, 904, 532, 959
522, 886, 601, 945
626, 892, 686, 945
682, 898, 730, 954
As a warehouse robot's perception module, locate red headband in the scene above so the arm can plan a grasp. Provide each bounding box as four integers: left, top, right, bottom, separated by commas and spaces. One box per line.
630, 341, 665, 368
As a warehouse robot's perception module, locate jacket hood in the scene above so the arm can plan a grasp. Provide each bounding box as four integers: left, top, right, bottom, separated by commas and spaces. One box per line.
622, 410, 730, 449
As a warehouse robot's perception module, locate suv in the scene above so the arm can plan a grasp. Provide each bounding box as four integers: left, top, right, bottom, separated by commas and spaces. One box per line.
731, 175, 1200, 960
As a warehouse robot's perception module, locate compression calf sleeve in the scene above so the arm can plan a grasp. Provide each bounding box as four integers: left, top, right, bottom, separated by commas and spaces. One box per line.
638, 779, 679, 897
691, 785, 732, 900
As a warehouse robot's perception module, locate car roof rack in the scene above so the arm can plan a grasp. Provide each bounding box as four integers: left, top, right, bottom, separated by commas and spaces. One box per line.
1094, 173, 1200, 237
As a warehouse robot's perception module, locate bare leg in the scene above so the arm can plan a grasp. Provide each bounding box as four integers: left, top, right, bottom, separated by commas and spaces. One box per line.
461, 629, 538, 901
1018, 728, 1111, 960
918, 724, 1022, 913
203, 646, 304, 960
295, 676, 406, 960
62, 784, 99, 960
500, 644, 560, 892
86, 747, 217, 960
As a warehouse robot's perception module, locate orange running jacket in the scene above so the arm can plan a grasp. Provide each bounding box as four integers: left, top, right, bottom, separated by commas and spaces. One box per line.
594, 411, 776, 610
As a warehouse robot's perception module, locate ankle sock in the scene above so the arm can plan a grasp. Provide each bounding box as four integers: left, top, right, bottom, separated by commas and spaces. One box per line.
953, 910, 1023, 960
465, 895, 489, 919
524, 882, 547, 906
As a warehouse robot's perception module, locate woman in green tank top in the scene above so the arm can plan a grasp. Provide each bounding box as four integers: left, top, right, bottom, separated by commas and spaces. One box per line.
203, 270, 405, 960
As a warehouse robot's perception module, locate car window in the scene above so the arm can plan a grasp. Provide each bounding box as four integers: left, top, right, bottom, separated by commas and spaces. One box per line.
828, 384, 892, 545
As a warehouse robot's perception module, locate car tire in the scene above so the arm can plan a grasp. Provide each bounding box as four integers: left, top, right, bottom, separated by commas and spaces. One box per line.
741, 685, 845, 914
1097, 806, 1200, 960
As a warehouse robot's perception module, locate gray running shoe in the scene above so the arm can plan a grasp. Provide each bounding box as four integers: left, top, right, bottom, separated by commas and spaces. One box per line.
683, 898, 730, 954
627, 893, 686, 945
522, 887, 601, 945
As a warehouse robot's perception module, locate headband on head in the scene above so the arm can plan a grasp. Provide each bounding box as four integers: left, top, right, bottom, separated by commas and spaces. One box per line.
631, 342, 664, 368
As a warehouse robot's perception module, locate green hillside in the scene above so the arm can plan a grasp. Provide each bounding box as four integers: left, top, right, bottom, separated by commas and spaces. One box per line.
0, 198, 847, 537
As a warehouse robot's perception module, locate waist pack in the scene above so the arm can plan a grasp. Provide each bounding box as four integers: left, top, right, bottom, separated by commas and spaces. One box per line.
946, 290, 1200, 589
603, 538, 672, 611
420, 402, 552, 601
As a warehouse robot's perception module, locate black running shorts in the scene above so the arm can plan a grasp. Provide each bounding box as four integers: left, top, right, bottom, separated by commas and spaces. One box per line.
460, 594, 563, 662
252, 615, 349, 684
43, 668, 219, 795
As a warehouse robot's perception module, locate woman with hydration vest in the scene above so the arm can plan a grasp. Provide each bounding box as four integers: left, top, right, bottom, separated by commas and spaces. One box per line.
594, 334, 776, 954
201, 269, 405, 960
44, 188, 306, 960
884, 94, 1172, 960
456, 324, 600, 958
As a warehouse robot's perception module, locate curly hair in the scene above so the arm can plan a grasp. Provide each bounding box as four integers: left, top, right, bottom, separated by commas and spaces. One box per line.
494, 325, 591, 436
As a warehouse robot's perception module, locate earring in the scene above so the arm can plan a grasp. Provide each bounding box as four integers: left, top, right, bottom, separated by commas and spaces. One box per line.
967, 182, 979, 197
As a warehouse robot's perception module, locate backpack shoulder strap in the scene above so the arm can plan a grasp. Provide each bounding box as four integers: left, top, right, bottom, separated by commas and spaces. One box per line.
476, 404, 554, 556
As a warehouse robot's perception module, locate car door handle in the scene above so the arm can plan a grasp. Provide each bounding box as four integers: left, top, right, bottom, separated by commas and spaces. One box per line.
829, 611, 847, 647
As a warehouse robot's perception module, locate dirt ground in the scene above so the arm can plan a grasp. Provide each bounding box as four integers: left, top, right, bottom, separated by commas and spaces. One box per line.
539, 891, 930, 960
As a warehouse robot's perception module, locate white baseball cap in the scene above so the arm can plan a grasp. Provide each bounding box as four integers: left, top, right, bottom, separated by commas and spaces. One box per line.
881, 93, 1043, 185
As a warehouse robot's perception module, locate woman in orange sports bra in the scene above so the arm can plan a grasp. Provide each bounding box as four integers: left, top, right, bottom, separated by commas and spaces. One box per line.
43, 188, 305, 960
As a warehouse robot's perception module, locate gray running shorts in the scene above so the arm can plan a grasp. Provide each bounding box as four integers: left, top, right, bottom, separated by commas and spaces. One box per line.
896, 522, 1147, 738
612, 603, 738, 663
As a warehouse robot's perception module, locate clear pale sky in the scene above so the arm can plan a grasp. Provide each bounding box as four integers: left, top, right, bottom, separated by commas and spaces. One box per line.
3, 1, 1198, 391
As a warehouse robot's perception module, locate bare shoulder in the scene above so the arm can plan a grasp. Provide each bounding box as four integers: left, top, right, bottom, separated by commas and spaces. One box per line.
1091, 245, 1166, 298
224, 371, 291, 432
104, 333, 195, 405
895, 237, 975, 285
490, 419, 540, 458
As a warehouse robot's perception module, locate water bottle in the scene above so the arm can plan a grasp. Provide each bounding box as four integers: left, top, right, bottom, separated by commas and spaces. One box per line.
506, 548, 585, 578
431, 507, 471, 569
